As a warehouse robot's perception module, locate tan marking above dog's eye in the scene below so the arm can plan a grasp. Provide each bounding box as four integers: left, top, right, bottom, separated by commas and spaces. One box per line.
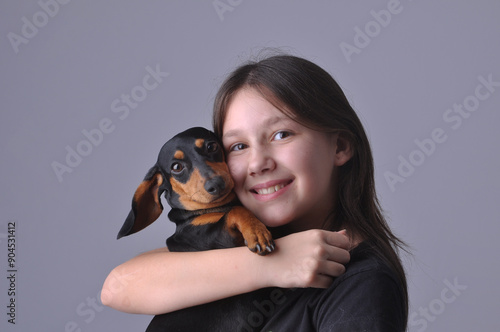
195, 139, 204, 148
174, 150, 184, 159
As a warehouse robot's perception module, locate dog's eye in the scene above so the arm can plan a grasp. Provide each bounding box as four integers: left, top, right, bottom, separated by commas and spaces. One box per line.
206, 142, 219, 153
171, 162, 184, 174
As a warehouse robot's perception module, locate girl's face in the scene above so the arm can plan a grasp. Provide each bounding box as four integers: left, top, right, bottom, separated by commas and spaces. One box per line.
222, 88, 342, 232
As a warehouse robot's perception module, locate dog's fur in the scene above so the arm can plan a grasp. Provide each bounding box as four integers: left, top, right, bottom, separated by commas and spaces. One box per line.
117, 127, 278, 331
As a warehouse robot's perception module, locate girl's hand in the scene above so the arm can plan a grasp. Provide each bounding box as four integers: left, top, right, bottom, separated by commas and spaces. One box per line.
261, 229, 351, 289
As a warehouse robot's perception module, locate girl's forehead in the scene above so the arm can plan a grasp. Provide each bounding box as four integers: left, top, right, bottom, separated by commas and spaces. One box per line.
222, 89, 297, 135
225, 87, 292, 119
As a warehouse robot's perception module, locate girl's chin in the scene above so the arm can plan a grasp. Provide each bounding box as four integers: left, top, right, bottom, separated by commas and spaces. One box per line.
256, 213, 294, 229
259, 213, 312, 236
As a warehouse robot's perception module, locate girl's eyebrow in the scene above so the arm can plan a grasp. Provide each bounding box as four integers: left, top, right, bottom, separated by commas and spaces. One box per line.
222, 129, 240, 140
222, 116, 293, 140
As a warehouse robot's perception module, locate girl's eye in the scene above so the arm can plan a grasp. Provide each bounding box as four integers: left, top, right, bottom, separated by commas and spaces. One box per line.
229, 143, 247, 152
273, 131, 292, 141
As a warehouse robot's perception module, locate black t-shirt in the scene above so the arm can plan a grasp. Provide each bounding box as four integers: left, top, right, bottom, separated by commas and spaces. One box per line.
241, 241, 407, 331
146, 241, 407, 332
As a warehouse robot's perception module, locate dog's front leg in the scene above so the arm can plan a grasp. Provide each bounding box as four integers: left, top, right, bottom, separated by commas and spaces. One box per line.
225, 206, 275, 255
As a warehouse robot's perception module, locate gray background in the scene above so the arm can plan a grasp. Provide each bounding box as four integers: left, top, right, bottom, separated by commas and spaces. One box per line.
1, 1, 499, 331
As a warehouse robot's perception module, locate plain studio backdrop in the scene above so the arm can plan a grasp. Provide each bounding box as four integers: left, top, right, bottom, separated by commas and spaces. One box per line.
1, 1, 499, 331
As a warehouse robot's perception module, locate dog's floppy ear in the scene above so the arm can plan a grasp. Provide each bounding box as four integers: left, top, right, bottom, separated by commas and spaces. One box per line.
117, 166, 166, 239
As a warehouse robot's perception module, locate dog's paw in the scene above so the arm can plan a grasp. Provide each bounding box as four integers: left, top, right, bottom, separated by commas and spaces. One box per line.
227, 206, 275, 255
243, 223, 275, 256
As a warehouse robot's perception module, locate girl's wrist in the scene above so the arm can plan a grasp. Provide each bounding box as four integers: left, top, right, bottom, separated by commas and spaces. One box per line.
234, 246, 276, 290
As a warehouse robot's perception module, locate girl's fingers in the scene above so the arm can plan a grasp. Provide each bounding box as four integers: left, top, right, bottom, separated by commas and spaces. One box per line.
305, 261, 346, 288
324, 229, 351, 250
310, 274, 336, 289
325, 245, 351, 265
319, 260, 347, 278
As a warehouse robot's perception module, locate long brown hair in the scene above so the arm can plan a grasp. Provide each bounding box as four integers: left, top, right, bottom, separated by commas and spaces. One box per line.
212, 54, 408, 322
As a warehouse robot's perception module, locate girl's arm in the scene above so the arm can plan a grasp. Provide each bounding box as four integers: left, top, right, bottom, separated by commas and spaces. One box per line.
101, 229, 351, 315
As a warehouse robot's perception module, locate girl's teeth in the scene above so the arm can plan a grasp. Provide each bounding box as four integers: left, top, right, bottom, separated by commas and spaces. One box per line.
257, 184, 285, 195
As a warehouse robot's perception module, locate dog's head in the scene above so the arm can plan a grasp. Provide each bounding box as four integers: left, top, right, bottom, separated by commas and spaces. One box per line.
117, 127, 235, 239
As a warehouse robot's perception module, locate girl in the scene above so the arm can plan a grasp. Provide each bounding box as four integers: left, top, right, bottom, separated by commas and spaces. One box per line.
102, 54, 408, 331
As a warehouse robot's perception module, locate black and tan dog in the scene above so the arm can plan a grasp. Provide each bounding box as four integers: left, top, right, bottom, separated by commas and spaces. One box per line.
117, 127, 279, 331
117, 126, 275, 255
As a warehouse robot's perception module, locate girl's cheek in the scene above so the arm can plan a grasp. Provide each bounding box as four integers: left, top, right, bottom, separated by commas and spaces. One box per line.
227, 158, 245, 184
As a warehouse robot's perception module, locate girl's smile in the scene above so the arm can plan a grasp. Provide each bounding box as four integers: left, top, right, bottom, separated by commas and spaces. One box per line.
249, 179, 293, 200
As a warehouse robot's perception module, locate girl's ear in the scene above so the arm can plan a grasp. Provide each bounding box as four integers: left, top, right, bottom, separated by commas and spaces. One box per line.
334, 132, 353, 166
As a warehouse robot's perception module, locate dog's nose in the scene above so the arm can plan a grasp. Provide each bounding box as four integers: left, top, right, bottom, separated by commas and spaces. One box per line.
205, 176, 226, 196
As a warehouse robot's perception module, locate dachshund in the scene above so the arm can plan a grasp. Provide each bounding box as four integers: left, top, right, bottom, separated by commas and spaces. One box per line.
117, 127, 280, 331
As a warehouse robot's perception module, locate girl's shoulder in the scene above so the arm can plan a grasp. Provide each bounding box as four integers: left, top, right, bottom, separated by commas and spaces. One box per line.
337, 240, 399, 283
262, 241, 407, 331
315, 240, 407, 331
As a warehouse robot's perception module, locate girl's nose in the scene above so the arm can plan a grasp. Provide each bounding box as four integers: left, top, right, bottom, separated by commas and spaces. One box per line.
248, 147, 276, 176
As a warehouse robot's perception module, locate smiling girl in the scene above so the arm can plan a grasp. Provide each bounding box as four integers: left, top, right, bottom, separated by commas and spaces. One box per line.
102, 54, 408, 331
